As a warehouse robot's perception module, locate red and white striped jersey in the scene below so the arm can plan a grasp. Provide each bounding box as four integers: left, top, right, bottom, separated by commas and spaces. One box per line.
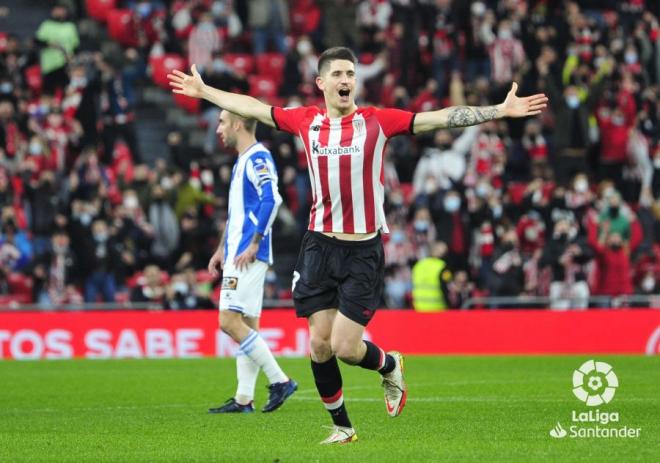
271, 106, 415, 234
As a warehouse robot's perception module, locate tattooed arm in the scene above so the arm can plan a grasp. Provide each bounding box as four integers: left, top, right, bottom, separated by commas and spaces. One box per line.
413, 83, 548, 134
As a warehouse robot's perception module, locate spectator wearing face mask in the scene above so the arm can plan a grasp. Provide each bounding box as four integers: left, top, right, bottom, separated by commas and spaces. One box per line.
148, 185, 180, 269
430, 190, 468, 270
521, 119, 550, 180
409, 207, 436, 260
384, 263, 412, 309
540, 219, 593, 309
411, 241, 452, 312
537, 54, 610, 185
188, 12, 222, 73
595, 90, 637, 192
484, 19, 525, 87
598, 192, 632, 243
384, 225, 414, 269
412, 126, 480, 197
81, 219, 120, 303
31, 229, 82, 306
590, 229, 633, 298
487, 229, 524, 298
446, 270, 474, 309
131, 264, 167, 304
165, 267, 214, 310
35, 5, 79, 93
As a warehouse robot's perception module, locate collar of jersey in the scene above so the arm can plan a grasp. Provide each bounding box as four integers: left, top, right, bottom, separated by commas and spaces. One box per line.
237, 141, 262, 159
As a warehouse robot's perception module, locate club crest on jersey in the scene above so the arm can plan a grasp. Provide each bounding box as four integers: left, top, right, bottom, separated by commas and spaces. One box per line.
222, 277, 238, 290
352, 119, 364, 135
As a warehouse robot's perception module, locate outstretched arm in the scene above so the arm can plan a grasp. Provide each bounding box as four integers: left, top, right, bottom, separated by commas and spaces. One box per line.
168, 64, 275, 128
413, 82, 548, 134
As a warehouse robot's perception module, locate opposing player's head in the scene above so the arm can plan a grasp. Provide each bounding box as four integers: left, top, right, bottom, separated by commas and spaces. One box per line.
316, 47, 358, 115
217, 110, 257, 150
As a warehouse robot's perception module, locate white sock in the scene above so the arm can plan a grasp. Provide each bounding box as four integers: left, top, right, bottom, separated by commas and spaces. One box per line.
235, 352, 259, 404
239, 329, 288, 384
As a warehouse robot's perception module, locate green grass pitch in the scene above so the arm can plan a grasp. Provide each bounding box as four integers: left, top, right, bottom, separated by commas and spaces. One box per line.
1, 356, 658, 462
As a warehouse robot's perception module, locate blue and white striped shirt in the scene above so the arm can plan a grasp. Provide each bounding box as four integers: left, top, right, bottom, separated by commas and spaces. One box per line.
224, 142, 282, 265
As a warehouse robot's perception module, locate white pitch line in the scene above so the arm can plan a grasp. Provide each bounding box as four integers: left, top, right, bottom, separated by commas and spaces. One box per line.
1, 395, 655, 414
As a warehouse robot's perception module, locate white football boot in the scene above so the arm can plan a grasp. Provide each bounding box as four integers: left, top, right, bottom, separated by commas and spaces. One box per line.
381, 351, 407, 417
319, 425, 358, 445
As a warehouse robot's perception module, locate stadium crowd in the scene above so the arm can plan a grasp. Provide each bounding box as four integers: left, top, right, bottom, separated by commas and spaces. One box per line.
0, 0, 659, 309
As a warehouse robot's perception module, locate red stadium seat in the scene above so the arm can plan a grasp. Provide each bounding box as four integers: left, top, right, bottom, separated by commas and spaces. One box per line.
256, 52, 286, 86
223, 53, 255, 75
195, 270, 215, 284
173, 92, 200, 114
107, 9, 139, 47
86, 0, 116, 22
8, 273, 33, 301
248, 75, 278, 99
0, 294, 31, 306
150, 53, 187, 89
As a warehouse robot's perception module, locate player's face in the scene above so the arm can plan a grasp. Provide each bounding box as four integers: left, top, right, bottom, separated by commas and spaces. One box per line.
316, 59, 357, 114
217, 110, 236, 149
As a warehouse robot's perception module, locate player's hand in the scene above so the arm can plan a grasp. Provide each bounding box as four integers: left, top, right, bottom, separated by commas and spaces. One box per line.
208, 248, 224, 277
234, 243, 259, 271
168, 64, 205, 99
500, 82, 548, 118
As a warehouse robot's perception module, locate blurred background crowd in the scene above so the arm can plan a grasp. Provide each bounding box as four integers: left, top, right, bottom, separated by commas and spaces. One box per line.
0, 0, 659, 310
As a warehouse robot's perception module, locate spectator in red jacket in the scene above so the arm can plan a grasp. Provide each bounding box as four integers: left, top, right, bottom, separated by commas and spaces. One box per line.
595, 88, 636, 191
591, 229, 633, 297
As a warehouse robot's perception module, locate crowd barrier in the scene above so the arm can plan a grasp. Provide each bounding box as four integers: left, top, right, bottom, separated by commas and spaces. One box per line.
0, 309, 658, 360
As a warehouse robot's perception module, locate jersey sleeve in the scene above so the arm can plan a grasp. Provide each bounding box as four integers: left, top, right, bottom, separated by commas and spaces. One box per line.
246, 154, 282, 236
374, 107, 416, 138
271, 106, 309, 135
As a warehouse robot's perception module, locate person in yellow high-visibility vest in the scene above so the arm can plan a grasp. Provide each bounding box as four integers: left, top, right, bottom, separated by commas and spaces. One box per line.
412, 241, 453, 312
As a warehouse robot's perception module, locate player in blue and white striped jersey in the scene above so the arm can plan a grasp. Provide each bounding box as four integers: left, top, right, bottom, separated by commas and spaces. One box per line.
208, 110, 297, 414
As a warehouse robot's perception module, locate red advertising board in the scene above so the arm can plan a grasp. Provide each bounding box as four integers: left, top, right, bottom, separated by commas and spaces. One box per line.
0, 309, 658, 360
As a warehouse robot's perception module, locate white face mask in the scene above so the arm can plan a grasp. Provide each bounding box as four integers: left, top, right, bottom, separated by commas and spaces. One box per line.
201, 170, 213, 185
524, 227, 538, 241
29, 142, 42, 155
444, 196, 461, 212
498, 29, 512, 40
624, 52, 638, 64
124, 196, 139, 209
642, 276, 655, 292
566, 95, 580, 109
172, 282, 189, 294
297, 40, 312, 56
574, 179, 588, 193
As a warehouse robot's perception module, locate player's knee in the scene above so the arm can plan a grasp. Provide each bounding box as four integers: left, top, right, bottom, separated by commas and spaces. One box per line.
333, 340, 360, 364
309, 336, 332, 362
219, 311, 241, 338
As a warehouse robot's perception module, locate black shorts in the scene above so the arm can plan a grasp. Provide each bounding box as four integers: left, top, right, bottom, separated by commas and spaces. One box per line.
292, 231, 384, 326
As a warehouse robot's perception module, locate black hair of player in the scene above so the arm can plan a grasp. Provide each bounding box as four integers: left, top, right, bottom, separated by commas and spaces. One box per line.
317, 47, 357, 76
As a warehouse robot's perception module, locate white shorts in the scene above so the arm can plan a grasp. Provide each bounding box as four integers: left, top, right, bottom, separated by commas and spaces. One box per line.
219, 260, 268, 318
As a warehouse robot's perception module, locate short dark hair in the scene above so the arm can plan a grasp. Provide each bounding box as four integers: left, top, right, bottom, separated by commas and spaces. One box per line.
225, 111, 257, 134
317, 47, 357, 75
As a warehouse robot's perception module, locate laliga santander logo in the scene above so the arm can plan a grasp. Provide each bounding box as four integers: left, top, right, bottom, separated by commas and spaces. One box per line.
572, 360, 618, 406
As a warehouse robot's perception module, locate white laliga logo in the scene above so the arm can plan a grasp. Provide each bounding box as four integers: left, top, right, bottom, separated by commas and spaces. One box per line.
549, 422, 567, 439
572, 360, 618, 406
